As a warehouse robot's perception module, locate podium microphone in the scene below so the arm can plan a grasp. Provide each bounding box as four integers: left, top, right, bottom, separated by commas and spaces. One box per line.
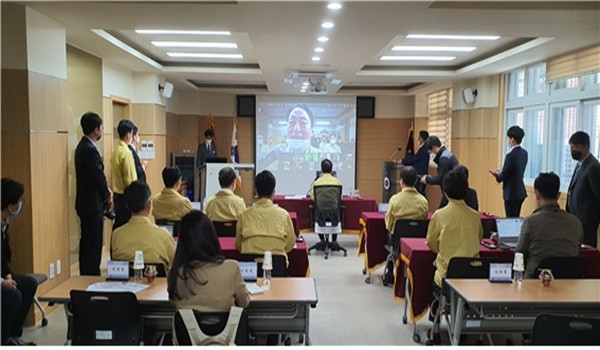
389, 147, 402, 160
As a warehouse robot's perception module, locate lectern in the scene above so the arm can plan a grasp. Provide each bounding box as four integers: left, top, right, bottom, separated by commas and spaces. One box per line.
200, 162, 255, 202
382, 161, 403, 203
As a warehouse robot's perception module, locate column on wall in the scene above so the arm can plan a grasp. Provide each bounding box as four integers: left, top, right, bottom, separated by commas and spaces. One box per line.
1, 4, 70, 325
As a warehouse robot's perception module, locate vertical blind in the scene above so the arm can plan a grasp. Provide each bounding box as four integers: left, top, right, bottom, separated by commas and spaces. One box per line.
428, 88, 453, 149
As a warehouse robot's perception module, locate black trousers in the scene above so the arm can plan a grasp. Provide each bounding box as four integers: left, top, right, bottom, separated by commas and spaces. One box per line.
78, 212, 103, 276
504, 199, 524, 218
416, 182, 427, 197
1, 274, 38, 344
113, 193, 131, 231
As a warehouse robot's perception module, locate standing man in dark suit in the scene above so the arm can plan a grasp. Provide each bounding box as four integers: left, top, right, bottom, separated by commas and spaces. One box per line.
196, 129, 217, 168
196, 129, 217, 200
567, 131, 600, 248
129, 126, 147, 183
402, 130, 430, 196
75, 112, 112, 275
421, 136, 459, 207
490, 126, 528, 217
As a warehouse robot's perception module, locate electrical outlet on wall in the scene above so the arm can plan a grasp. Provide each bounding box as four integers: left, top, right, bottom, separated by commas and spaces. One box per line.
57, 259, 61, 275
49, 263, 55, 279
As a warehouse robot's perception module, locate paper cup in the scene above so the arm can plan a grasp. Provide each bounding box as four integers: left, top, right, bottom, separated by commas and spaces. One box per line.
133, 250, 145, 270
513, 252, 525, 271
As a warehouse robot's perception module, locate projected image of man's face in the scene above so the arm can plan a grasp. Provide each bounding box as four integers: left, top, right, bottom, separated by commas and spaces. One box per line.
287, 108, 312, 140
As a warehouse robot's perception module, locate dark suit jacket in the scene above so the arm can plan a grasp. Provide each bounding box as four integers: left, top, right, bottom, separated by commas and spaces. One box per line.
196, 142, 217, 168
128, 144, 146, 183
494, 146, 528, 201
75, 137, 110, 214
426, 147, 458, 186
402, 144, 429, 176
567, 153, 600, 244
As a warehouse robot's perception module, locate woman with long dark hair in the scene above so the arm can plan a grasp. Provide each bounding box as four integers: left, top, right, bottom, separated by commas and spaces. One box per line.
168, 210, 250, 311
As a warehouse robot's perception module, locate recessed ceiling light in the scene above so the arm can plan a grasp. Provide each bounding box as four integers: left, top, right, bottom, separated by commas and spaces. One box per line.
167, 52, 243, 59
312, 56, 321, 61
152, 41, 237, 48
321, 22, 334, 29
314, 47, 324, 53
406, 34, 499, 40
317, 36, 329, 42
316, 121, 331, 125
136, 29, 231, 36
392, 45, 476, 52
327, 3, 342, 10
380, 55, 456, 61
302, 82, 310, 86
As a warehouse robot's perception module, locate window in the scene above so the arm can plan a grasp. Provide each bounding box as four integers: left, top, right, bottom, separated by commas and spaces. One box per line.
504, 61, 600, 189
428, 88, 453, 150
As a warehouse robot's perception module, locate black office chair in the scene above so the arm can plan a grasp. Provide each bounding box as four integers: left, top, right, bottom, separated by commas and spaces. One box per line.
536, 256, 585, 279
308, 185, 347, 259
237, 253, 288, 277
213, 221, 237, 237
426, 257, 496, 345
531, 314, 600, 345
156, 219, 181, 237
172, 307, 253, 345
70, 290, 142, 345
383, 219, 429, 286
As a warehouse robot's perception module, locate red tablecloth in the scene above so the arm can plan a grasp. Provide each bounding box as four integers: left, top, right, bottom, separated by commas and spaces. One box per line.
288, 211, 300, 236
358, 212, 498, 273
358, 212, 387, 272
395, 238, 600, 323
273, 195, 378, 232
218, 237, 309, 277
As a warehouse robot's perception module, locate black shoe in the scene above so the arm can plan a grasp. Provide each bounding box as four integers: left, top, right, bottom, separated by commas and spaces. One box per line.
330, 242, 341, 251
6, 337, 36, 346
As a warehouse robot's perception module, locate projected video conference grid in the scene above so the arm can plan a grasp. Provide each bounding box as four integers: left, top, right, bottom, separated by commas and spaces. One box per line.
256, 97, 356, 196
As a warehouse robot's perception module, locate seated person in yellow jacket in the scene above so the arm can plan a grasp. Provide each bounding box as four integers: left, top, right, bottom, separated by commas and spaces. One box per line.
385, 166, 429, 233
152, 165, 194, 222
426, 169, 482, 291
236, 170, 296, 262
112, 181, 176, 271
205, 167, 246, 222
309, 159, 342, 249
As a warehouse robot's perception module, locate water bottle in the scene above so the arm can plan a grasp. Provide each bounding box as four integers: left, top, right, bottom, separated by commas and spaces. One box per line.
133, 250, 144, 282
513, 252, 525, 284
262, 251, 273, 291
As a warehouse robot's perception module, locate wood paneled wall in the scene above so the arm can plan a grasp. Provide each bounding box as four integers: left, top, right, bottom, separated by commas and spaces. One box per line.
1, 69, 70, 325
357, 118, 412, 203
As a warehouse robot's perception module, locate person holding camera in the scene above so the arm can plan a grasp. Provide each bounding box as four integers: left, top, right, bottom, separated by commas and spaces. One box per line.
75, 112, 113, 276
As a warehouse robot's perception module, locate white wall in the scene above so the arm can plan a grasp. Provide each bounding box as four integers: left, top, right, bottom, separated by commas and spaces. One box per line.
453, 75, 500, 110
102, 60, 132, 99
26, 8, 67, 79
169, 91, 237, 116
132, 72, 164, 105
375, 95, 414, 118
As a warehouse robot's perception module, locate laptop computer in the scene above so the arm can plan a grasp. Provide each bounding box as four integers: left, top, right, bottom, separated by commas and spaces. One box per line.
495, 217, 524, 248
238, 261, 264, 294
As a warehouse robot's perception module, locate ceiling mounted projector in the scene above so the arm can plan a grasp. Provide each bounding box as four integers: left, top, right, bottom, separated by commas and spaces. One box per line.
284, 70, 340, 94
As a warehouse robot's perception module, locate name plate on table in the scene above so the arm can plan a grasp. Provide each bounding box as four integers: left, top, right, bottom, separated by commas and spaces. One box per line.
489, 263, 513, 283
106, 260, 129, 281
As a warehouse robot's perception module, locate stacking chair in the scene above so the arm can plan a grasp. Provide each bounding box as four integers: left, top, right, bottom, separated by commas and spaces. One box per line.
426, 257, 495, 345
531, 314, 600, 345
237, 253, 288, 277
308, 185, 347, 259
383, 219, 429, 286
213, 221, 237, 237
536, 256, 585, 279
27, 273, 49, 327
156, 219, 181, 237
70, 290, 142, 345
172, 306, 253, 345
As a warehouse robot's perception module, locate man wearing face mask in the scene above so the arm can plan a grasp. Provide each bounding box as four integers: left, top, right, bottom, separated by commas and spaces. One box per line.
566, 131, 600, 248
75, 112, 113, 275
326, 134, 342, 154
1, 178, 38, 346
282, 106, 320, 154
196, 129, 217, 200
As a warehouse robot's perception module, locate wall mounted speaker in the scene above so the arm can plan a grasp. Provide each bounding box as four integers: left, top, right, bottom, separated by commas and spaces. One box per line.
160, 82, 174, 98
237, 95, 256, 117
356, 96, 375, 118
462, 88, 477, 104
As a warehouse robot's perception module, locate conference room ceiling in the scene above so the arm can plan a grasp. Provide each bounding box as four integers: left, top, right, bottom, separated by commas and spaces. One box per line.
21, 1, 600, 96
